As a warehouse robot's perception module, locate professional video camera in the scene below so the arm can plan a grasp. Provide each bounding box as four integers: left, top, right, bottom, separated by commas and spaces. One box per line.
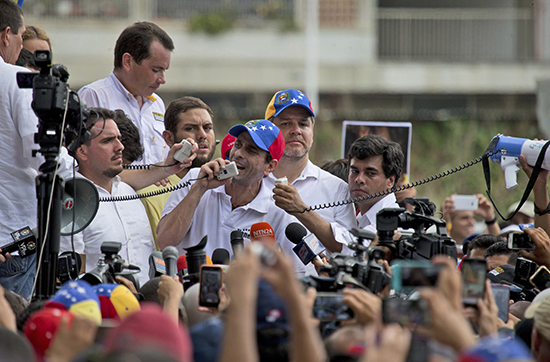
376, 197, 457, 260
181, 235, 208, 290
304, 228, 391, 295
81, 242, 140, 290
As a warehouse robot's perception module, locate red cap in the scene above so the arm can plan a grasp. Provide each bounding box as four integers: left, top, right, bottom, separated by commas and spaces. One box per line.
221, 134, 236, 160
24, 308, 75, 361
177, 254, 187, 272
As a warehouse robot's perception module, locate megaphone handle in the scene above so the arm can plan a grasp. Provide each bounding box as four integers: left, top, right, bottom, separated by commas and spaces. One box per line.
501, 156, 520, 190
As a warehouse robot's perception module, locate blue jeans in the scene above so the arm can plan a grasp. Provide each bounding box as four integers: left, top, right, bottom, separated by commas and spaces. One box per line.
0, 254, 36, 299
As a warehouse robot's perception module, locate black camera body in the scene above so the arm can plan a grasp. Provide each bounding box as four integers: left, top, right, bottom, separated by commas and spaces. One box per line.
304, 228, 391, 295
81, 242, 140, 290
376, 197, 457, 260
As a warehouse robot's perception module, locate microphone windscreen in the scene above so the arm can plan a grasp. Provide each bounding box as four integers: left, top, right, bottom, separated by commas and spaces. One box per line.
177, 255, 187, 272
162, 246, 178, 261
285, 222, 307, 244
212, 248, 230, 265
251, 222, 275, 246
230, 230, 243, 245
162, 246, 179, 277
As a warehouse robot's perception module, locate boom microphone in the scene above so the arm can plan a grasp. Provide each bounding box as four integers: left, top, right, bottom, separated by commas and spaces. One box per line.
212, 248, 230, 265
285, 223, 325, 265
230, 230, 244, 257
162, 246, 179, 277
148, 251, 166, 280
250, 222, 275, 246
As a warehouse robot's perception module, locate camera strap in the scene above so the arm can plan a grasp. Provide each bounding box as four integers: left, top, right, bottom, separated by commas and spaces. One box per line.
483, 138, 550, 221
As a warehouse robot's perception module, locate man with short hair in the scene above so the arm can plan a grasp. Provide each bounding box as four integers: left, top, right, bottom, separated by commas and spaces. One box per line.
79, 21, 174, 165
484, 241, 519, 271
139, 96, 217, 246
157, 120, 307, 274
0, 0, 37, 298
266, 89, 356, 253
347, 135, 404, 235
467, 234, 501, 260
59, 109, 156, 285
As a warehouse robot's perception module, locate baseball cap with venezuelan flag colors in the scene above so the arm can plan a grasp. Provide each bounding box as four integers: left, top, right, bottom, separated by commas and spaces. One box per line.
265, 89, 315, 120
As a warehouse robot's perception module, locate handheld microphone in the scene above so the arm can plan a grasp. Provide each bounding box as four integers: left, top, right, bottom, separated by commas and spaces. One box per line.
285, 223, 325, 265
148, 251, 166, 280
162, 246, 179, 277
230, 230, 244, 257
250, 222, 275, 246
177, 254, 187, 275
212, 248, 230, 265
2, 226, 37, 258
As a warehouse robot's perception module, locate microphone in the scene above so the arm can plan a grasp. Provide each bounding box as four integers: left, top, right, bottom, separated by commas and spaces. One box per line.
177, 255, 187, 274
2, 226, 37, 258
285, 223, 325, 265
162, 246, 179, 277
250, 222, 275, 246
230, 230, 244, 257
212, 248, 230, 265
148, 251, 166, 280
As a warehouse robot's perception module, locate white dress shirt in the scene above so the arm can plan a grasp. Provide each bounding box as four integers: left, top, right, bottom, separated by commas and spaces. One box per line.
78, 72, 169, 165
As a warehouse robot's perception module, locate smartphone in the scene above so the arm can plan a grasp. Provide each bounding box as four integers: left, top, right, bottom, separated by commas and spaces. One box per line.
461, 259, 487, 306
452, 195, 479, 211
391, 260, 442, 292
530, 266, 550, 290
382, 298, 430, 326
490, 284, 510, 323
312, 292, 354, 322
507, 232, 535, 250
199, 265, 223, 308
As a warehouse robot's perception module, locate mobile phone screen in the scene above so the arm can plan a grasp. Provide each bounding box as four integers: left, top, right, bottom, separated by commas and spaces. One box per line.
312, 293, 354, 321
461, 259, 486, 305
507, 232, 535, 250
490, 284, 510, 323
391, 260, 442, 292
382, 298, 430, 326
199, 267, 222, 307
530, 266, 550, 290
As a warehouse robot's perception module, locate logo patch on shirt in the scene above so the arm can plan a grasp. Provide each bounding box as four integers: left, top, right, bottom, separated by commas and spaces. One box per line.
153, 112, 164, 122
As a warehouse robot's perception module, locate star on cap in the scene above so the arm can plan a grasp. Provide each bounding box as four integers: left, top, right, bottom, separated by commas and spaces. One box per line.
260, 125, 266, 130
298, 95, 303, 99
268, 126, 273, 130
291, 98, 298, 104
251, 126, 258, 131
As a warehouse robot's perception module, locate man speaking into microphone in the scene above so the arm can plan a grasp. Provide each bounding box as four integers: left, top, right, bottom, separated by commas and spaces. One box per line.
157, 120, 309, 275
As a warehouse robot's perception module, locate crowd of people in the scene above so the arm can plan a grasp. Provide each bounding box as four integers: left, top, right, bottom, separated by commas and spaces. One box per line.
2, 1, 550, 361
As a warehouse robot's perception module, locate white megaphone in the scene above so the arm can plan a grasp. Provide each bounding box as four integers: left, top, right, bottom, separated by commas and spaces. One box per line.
60, 178, 99, 235
490, 135, 550, 190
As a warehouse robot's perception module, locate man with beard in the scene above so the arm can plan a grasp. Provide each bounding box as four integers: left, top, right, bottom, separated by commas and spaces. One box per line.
266, 89, 356, 254
59, 109, 159, 285
139, 97, 217, 248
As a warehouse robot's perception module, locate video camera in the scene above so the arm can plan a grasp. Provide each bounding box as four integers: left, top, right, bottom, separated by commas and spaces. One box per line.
17, 50, 90, 155
304, 228, 391, 295
81, 242, 140, 290
376, 197, 457, 260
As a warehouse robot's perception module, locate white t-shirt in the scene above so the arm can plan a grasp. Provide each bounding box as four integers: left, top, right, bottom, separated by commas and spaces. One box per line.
265, 160, 357, 254
78, 72, 169, 165
60, 174, 156, 285
161, 168, 309, 276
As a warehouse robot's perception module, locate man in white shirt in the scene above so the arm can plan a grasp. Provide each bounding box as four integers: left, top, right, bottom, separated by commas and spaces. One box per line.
78, 21, 174, 165
157, 120, 310, 276
347, 134, 404, 235
60, 109, 157, 285
265, 89, 356, 254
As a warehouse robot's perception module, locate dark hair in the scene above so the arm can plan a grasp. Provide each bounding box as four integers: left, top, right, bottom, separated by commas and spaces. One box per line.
0, 0, 23, 35
320, 159, 349, 183
114, 21, 174, 69
65, 108, 118, 158
467, 234, 502, 257
485, 241, 519, 265
347, 134, 404, 184
17, 299, 46, 332
22, 25, 51, 49
113, 110, 143, 163
164, 96, 214, 136
15, 48, 37, 70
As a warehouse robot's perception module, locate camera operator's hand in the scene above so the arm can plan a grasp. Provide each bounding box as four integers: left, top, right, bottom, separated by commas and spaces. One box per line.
342, 288, 382, 327
115, 276, 138, 294
312, 255, 329, 277
418, 288, 475, 353
158, 274, 184, 324
521, 227, 550, 268
360, 324, 411, 362
475, 279, 500, 337
433, 255, 463, 311
47, 315, 98, 362
198, 286, 230, 316
0, 286, 16, 332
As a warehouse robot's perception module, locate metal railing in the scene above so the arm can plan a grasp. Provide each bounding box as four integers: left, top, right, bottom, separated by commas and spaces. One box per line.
378, 8, 534, 62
